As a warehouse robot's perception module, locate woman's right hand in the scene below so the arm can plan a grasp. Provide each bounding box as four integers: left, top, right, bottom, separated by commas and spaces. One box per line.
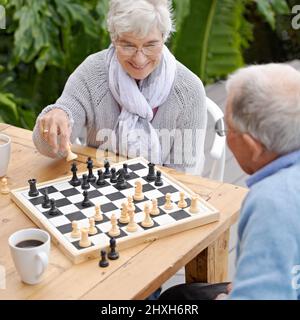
38, 108, 71, 154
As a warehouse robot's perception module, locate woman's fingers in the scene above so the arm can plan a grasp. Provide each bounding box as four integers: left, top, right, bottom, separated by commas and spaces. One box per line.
39, 109, 70, 154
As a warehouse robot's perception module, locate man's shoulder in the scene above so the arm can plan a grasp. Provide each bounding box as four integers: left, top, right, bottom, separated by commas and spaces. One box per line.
243, 163, 300, 223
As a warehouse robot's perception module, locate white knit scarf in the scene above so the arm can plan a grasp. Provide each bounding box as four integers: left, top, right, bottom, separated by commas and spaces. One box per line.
107, 44, 177, 164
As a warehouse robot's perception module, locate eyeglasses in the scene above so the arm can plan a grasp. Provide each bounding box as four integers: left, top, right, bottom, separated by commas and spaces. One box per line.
115, 42, 163, 57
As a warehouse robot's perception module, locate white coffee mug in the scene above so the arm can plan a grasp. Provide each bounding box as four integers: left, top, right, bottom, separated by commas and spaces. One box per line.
8, 228, 50, 285
0, 133, 11, 177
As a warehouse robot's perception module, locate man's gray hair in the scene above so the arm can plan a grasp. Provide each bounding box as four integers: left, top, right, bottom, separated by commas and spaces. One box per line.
107, 0, 174, 42
226, 63, 300, 155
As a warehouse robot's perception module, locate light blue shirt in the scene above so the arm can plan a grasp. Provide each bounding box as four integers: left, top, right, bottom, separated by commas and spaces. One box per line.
229, 149, 300, 299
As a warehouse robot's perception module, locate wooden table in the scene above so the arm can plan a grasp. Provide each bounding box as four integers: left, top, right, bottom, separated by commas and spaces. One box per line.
0, 123, 248, 300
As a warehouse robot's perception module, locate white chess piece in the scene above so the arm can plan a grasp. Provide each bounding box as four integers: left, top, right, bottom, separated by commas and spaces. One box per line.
0, 177, 10, 194
119, 202, 130, 224
108, 213, 120, 237
126, 208, 138, 233
189, 196, 200, 214
141, 203, 154, 228
127, 195, 135, 212
66, 144, 78, 162
164, 193, 173, 210
133, 180, 144, 201
79, 228, 91, 247
94, 205, 103, 222
88, 217, 98, 235
178, 192, 188, 209
150, 199, 160, 216
71, 220, 80, 238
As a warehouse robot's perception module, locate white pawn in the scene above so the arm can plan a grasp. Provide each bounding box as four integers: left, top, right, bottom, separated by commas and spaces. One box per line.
189, 196, 199, 214
71, 220, 80, 238
94, 204, 103, 222
178, 192, 188, 209
0, 177, 10, 195
133, 180, 144, 201
126, 208, 138, 233
108, 213, 120, 237
127, 195, 135, 212
150, 199, 160, 216
119, 202, 130, 224
79, 228, 91, 248
141, 203, 154, 228
88, 217, 98, 235
164, 193, 173, 210
66, 144, 78, 162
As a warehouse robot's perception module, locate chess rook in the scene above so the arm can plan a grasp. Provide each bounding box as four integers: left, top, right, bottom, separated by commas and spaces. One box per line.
146, 163, 156, 181
28, 179, 39, 197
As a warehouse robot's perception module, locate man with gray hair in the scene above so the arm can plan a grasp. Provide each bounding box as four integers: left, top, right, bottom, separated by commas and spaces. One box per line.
160, 63, 300, 300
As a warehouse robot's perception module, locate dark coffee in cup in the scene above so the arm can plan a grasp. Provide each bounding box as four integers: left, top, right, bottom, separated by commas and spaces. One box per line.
16, 239, 44, 248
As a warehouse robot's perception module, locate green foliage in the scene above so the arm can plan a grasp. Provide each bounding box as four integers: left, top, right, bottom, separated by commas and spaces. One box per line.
173, 0, 253, 83
255, 0, 290, 30
0, 0, 295, 129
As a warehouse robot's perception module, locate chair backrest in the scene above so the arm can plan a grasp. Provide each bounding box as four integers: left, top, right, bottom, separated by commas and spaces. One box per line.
206, 97, 226, 181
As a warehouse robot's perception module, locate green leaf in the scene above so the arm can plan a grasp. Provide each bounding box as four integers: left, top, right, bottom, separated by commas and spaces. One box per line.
271, 0, 290, 15
173, 0, 247, 83
255, 0, 276, 29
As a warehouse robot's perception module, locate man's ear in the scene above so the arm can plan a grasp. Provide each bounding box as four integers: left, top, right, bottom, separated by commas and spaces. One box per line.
241, 133, 264, 162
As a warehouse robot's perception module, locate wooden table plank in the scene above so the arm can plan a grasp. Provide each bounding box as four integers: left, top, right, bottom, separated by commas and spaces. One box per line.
0, 125, 248, 300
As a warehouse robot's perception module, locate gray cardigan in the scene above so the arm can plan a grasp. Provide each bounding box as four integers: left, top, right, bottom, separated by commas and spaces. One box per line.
33, 49, 207, 173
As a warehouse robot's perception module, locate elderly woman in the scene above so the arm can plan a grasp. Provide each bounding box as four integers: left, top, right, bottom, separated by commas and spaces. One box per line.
33, 0, 207, 173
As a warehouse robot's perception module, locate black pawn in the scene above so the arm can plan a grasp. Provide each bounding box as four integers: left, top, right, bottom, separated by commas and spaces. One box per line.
81, 174, 90, 190
123, 163, 131, 179
28, 179, 39, 197
154, 170, 163, 187
110, 168, 117, 183
115, 169, 127, 190
99, 250, 109, 268
48, 199, 59, 216
104, 160, 111, 179
82, 190, 92, 208
96, 169, 106, 186
42, 188, 51, 209
108, 238, 119, 260
69, 162, 81, 187
86, 157, 96, 183
146, 163, 156, 182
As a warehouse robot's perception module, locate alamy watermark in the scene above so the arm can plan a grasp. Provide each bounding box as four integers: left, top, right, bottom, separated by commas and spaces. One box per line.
292, 5, 300, 30
0, 264, 6, 289
0, 5, 5, 29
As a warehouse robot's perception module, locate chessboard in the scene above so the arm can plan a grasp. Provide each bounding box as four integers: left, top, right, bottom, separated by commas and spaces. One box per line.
10, 157, 220, 264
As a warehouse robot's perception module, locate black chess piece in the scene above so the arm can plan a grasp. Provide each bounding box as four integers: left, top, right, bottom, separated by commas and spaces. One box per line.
108, 238, 119, 260
154, 170, 163, 187
110, 168, 117, 183
82, 190, 92, 208
42, 188, 51, 209
104, 160, 111, 179
99, 250, 109, 268
123, 163, 131, 179
48, 199, 59, 216
81, 174, 90, 190
28, 179, 39, 197
69, 162, 81, 187
86, 157, 96, 183
115, 169, 127, 190
146, 163, 156, 182
96, 169, 106, 186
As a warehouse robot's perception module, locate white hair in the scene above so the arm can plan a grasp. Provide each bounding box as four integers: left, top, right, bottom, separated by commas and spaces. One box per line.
107, 0, 174, 42
226, 63, 300, 155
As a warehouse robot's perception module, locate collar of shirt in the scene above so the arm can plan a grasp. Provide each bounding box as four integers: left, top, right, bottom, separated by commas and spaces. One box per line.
246, 149, 300, 188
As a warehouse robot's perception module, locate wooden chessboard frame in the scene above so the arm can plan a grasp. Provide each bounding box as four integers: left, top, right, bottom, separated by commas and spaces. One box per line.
10, 157, 220, 264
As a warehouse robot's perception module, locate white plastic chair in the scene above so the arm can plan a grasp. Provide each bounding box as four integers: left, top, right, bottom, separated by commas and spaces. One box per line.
206, 97, 226, 181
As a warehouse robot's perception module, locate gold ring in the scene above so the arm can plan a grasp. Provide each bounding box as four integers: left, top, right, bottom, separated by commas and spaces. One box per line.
43, 129, 49, 134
